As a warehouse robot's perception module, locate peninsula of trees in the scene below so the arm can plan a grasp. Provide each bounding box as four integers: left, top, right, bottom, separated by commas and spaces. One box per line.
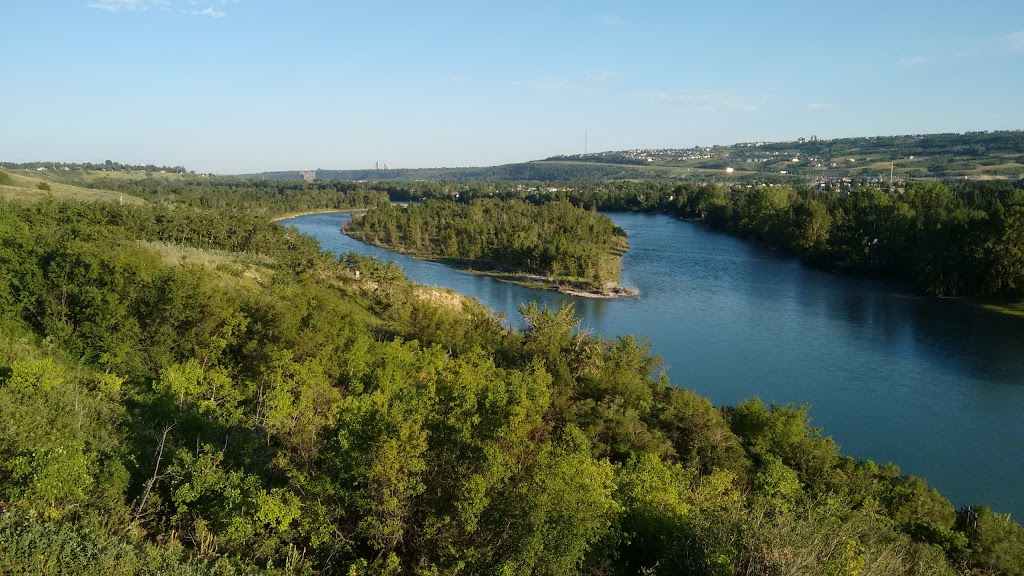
344, 198, 637, 297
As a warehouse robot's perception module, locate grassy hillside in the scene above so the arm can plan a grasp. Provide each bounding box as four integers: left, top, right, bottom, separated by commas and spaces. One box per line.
0, 169, 146, 204
249, 130, 1024, 183
552, 130, 1024, 182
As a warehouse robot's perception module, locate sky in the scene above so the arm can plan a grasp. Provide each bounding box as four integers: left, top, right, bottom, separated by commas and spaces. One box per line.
1, 1, 1022, 174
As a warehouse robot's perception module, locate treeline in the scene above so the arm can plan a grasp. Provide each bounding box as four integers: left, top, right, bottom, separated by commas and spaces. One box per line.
543, 153, 650, 165
345, 199, 628, 287
88, 176, 390, 215
1, 160, 190, 173
657, 181, 1024, 298
3, 198, 1022, 573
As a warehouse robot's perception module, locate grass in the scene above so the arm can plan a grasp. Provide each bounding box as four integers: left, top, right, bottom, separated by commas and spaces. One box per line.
411, 286, 471, 311
69, 169, 190, 184
956, 297, 1024, 319
970, 162, 1024, 176
0, 170, 146, 204
138, 240, 275, 290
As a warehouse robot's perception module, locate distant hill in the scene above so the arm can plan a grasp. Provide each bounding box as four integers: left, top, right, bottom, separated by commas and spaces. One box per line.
243, 161, 663, 183
249, 130, 1024, 183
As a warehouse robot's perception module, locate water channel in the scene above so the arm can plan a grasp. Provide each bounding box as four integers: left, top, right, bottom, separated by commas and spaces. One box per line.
280, 210, 1024, 518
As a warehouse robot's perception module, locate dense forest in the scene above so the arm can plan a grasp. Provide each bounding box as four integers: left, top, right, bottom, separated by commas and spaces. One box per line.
84, 176, 390, 215
1, 189, 1024, 574
344, 199, 630, 292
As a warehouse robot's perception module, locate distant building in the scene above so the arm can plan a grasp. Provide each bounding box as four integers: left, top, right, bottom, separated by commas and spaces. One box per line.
299, 170, 316, 182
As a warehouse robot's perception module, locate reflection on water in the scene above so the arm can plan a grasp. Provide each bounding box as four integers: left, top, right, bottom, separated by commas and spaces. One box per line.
281, 211, 1024, 518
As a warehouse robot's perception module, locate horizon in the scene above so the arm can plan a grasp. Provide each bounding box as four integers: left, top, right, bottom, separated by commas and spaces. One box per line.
7, 127, 1023, 176
2, 1, 1022, 174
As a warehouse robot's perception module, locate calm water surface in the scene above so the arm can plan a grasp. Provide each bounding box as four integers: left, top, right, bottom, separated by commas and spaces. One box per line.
281, 211, 1024, 517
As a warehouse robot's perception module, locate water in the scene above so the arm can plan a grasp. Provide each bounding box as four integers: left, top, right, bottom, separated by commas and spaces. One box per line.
280, 211, 1024, 517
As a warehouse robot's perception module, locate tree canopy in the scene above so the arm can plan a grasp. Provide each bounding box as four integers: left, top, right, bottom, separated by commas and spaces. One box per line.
345, 199, 629, 291
0, 186, 1021, 574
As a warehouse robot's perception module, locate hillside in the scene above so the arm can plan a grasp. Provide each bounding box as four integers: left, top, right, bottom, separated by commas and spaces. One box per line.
248, 130, 1024, 183
0, 169, 147, 204
551, 130, 1024, 182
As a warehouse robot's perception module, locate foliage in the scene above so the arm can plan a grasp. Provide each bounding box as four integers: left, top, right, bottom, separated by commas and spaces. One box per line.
490, 178, 1024, 299
86, 176, 389, 216
0, 197, 1019, 574
345, 199, 628, 288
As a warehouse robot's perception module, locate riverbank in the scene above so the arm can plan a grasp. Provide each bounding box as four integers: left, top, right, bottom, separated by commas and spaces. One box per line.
676, 216, 1024, 321
465, 269, 640, 299
947, 297, 1024, 318
271, 208, 365, 222
387, 253, 639, 299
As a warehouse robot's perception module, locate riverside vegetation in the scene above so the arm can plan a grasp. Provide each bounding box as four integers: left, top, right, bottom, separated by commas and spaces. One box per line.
343, 199, 636, 297
0, 174, 1022, 574
422, 179, 1024, 303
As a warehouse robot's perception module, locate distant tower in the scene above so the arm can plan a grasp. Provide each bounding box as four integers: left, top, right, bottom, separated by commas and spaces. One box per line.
376, 161, 380, 170
585, 129, 588, 155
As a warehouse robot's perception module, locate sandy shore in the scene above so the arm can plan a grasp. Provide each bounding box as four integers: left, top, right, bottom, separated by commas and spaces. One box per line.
270, 208, 365, 222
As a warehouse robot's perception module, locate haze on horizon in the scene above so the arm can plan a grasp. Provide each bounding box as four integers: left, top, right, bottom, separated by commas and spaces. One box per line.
2, 1, 1022, 174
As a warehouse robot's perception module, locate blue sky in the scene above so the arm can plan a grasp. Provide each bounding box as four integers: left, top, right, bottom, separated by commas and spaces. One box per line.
2, 1, 1022, 173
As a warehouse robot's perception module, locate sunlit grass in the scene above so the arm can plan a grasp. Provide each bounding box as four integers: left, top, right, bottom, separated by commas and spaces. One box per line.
138, 240, 276, 290
0, 170, 146, 204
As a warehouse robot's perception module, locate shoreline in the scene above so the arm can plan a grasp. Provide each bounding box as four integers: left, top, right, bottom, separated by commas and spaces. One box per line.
271, 208, 365, 222
469, 269, 640, 299
676, 216, 1024, 320
942, 296, 1024, 319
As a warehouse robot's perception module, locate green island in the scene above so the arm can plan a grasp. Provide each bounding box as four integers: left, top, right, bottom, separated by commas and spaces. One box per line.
0, 168, 1022, 574
343, 199, 638, 298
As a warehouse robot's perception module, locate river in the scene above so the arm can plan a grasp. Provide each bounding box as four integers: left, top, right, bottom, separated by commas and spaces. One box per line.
280, 210, 1024, 518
